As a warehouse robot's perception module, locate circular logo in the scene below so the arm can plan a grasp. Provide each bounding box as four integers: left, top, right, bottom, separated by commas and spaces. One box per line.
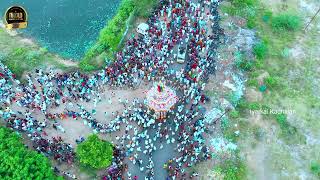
4, 6, 28, 29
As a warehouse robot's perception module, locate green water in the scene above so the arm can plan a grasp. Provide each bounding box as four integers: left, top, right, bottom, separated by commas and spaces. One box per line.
0, 0, 120, 60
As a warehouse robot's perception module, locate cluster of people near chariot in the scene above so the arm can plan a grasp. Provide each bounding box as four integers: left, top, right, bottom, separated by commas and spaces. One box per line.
0, 0, 224, 179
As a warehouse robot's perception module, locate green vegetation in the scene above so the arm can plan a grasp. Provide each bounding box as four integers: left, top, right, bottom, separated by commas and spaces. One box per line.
218, 0, 318, 178
99, 0, 135, 51
222, 0, 304, 141
76, 134, 113, 169
229, 110, 240, 119
222, 0, 258, 29
264, 76, 278, 89
3, 47, 45, 78
0, 29, 71, 79
230, 0, 257, 7
215, 153, 247, 180
253, 41, 268, 60
311, 161, 320, 177
271, 13, 302, 32
80, 0, 158, 71
0, 127, 61, 180
80, 0, 135, 71
133, 0, 158, 18
235, 52, 253, 71
274, 114, 295, 135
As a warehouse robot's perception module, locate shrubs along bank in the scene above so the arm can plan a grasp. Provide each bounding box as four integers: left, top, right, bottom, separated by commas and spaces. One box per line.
0, 127, 62, 180
79, 0, 158, 71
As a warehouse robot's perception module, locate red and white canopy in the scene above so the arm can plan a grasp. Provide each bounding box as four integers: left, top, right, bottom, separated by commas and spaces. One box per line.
146, 83, 178, 112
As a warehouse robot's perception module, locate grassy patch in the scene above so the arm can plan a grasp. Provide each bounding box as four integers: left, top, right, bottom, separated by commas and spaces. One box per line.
310, 161, 320, 178
0, 30, 71, 79
235, 52, 254, 72
215, 153, 247, 180
253, 41, 268, 60
273, 114, 305, 144
264, 76, 279, 90
271, 13, 302, 32
133, 0, 158, 18
230, 0, 258, 7
223, 0, 305, 142
0, 47, 66, 79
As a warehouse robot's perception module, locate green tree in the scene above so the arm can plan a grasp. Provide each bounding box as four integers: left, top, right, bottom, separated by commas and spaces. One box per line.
76, 134, 113, 169
0, 127, 61, 180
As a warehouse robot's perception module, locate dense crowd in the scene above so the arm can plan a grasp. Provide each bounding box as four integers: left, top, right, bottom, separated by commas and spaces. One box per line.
0, 0, 224, 179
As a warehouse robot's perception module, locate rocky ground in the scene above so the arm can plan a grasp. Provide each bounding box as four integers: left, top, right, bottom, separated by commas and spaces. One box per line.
215, 0, 320, 179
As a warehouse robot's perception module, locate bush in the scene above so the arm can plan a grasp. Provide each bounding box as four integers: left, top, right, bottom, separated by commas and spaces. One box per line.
275, 114, 287, 127
253, 126, 264, 141
76, 134, 113, 169
247, 78, 259, 87
275, 114, 297, 135
271, 13, 301, 32
311, 161, 320, 177
253, 41, 268, 60
253, 58, 264, 69
248, 102, 260, 110
230, 110, 240, 119
275, 114, 306, 144
264, 76, 278, 89
236, 59, 253, 71
238, 60, 253, 71
235, 52, 254, 71
0, 127, 61, 180
231, 0, 257, 7
236, 98, 250, 112
218, 156, 247, 180
247, 16, 256, 29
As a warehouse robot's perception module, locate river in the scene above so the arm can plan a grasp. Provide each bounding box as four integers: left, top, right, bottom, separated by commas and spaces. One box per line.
0, 0, 120, 60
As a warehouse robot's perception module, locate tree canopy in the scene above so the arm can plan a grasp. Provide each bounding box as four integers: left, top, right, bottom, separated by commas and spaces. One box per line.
76, 134, 113, 169
0, 127, 61, 180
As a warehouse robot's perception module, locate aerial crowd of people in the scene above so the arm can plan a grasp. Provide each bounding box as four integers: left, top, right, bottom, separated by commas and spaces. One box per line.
0, 0, 224, 179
